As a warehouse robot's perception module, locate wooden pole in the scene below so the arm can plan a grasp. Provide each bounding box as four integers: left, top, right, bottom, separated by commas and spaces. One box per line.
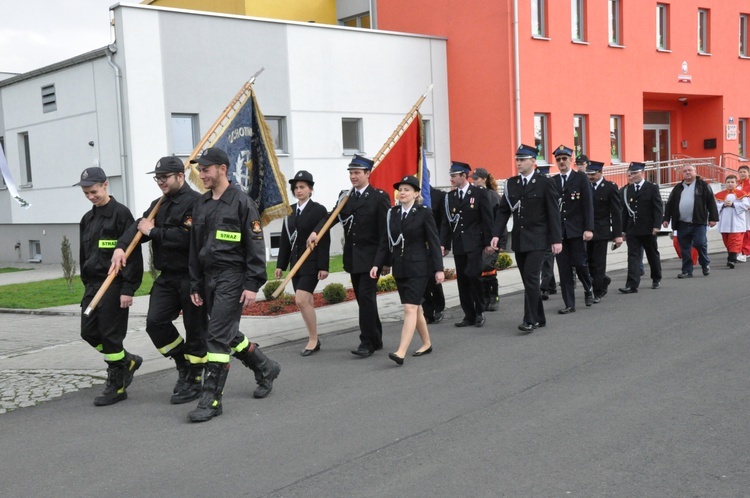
83, 196, 165, 317
271, 86, 433, 298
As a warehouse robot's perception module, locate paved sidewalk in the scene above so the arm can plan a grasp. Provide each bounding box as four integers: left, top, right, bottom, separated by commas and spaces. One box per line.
0, 229, 725, 413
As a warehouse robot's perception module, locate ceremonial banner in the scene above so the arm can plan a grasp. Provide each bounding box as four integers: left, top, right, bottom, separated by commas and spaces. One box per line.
189, 85, 290, 225
0, 143, 31, 208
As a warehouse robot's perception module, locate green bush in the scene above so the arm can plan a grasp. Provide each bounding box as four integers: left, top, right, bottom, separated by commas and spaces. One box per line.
376, 274, 398, 292
494, 252, 514, 271
262, 280, 284, 300
322, 283, 347, 304
267, 301, 285, 313
278, 292, 296, 306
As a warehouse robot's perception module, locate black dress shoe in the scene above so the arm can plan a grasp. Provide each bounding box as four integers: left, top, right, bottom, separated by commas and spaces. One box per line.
702, 265, 711, 276
424, 316, 435, 324
603, 275, 612, 289
412, 346, 433, 357
558, 307, 576, 314
618, 287, 638, 294
517, 322, 536, 333
388, 352, 404, 365
651, 280, 661, 289
301, 340, 321, 357
455, 319, 474, 327
434, 311, 444, 323
475, 315, 486, 327
584, 293, 594, 307
541, 291, 549, 301
351, 347, 373, 357
677, 272, 692, 279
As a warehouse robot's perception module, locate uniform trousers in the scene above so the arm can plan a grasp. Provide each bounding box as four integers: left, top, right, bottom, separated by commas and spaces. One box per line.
146, 271, 207, 362
421, 279, 445, 320
515, 250, 546, 325
454, 251, 486, 320
351, 272, 383, 352
625, 234, 662, 288
80, 279, 129, 356
555, 238, 593, 307
540, 250, 557, 292
203, 270, 248, 360
586, 239, 610, 297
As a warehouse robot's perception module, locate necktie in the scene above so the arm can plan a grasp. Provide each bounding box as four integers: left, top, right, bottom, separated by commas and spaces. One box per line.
562, 175, 567, 188
459, 190, 464, 200
635, 184, 640, 192
402, 211, 407, 220
296, 208, 301, 217
355, 191, 361, 199
523, 178, 528, 187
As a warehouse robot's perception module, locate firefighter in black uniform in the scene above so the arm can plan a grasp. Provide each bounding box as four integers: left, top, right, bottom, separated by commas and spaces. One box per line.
187, 147, 280, 423
492, 145, 562, 333
552, 145, 595, 314
110, 156, 207, 405
440, 161, 495, 328
308, 155, 390, 357
585, 160, 623, 302
75, 166, 143, 406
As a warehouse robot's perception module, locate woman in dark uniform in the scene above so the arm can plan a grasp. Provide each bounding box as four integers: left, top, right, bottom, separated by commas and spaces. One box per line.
370, 175, 444, 365
275, 171, 330, 356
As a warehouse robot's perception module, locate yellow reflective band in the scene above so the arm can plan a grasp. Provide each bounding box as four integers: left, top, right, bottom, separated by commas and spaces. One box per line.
186, 354, 207, 364
98, 239, 117, 249
95, 344, 103, 352
215, 230, 241, 242
158, 337, 184, 356
105, 350, 125, 362
232, 336, 250, 353
206, 352, 230, 363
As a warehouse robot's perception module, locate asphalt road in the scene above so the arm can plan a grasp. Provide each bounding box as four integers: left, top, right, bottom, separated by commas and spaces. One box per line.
1, 258, 749, 497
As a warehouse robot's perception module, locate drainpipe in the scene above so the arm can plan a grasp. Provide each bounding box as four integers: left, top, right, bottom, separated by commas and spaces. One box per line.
512, 0, 522, 153
105, 25, 130, 208
369, 0, 377, 29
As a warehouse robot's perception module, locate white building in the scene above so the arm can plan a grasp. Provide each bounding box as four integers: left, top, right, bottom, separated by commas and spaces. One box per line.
0, 3, 449, 264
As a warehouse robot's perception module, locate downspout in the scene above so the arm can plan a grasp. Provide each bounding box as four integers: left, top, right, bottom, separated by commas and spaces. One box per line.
106, 11, 130, 208
369, 0, 377, 29
512, 0, 522, 152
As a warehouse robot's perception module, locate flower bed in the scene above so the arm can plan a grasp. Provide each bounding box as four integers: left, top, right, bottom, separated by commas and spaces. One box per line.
243, 288, 357, 316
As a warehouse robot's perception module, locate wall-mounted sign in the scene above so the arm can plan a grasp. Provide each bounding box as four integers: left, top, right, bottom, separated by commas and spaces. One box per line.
679, 60, 692, 82
727, 124, 738, 140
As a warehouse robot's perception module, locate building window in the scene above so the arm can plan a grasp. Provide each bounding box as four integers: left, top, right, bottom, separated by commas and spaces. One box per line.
656, 4, 669, 50
740, 14, 749, 57
18, 132, 32, 185
534, 113, 549, 163
340, 13, 370, 29
29, 240, 42, 262
532, 0, 547, 37
740, 118, 747, 158
342, 118, 363, 154
698, 9, 710, 54
422, 119, 433, 154
41, 84, 56, 113
610, 115, 623, 162
571, 0, 586, 42
171, 114, 199, 155
265, 116, 287, 154
608, 0, 622, 45
573, 115, 587, 157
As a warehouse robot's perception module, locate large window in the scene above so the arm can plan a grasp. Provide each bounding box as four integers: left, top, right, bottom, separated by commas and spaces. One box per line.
610, 115, 623, 162
534, 113, 549, 163
698, 9, 710, 54
571, 0, 586, 42
422, 119, 433, 154
18, 132, 32, 185
657, 4, 669, 50
741, 14, 749, 57
41, 84, 56, 113
171, 114, 199, 155
532, 0, 547, 37
340, 13, 370, 29
740, 118, 747, 158
342, 118, 363, 154
573, 115, 587, 157
265, 116, 287, 154
608, 0, 622, 45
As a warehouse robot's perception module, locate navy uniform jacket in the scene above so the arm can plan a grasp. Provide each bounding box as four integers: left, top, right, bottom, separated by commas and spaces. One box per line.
621, 181, 664, 236
80, 196, 143, 295
116, 182, 200, 273
440, 186, 494, 255
317, 184, 390, 274
554, 170, 594, 238
189, 186, 267, 294
277, 200, 330, 275
591, 179, 623, 241
374, 205, 443, 278
495, 171, 562, 252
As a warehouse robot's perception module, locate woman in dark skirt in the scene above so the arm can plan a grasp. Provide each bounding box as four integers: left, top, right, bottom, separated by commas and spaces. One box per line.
275, 171, 330, 356
370, 175, 444, 365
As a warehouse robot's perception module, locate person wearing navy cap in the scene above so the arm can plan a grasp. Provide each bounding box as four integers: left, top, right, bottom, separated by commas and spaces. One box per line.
585, 160, 623, 302
552, 145, 595, 313
308, 155, 390, 357
492, 144, 562, 333
275, 171, 330, 356
371, 176, 443, 365
619, 162, 663, 293
575, 154, 590, 173
110, 155, 207, 404
440, 161, 495, 327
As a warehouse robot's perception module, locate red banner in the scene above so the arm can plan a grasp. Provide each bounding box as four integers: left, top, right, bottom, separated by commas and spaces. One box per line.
369, 115, 423, 204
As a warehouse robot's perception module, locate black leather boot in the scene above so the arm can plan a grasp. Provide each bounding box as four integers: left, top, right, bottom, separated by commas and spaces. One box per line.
188, 362, 229, 423
234, 344, 280, 399
94, 359, 128, 407
171, 364, 203, 405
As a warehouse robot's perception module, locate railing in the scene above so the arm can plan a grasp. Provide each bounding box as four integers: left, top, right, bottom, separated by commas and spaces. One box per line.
719, 152, 750, 172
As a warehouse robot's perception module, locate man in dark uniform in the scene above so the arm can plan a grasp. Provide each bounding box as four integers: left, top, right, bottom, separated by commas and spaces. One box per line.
75, 166, 143, 406
440, 161, 494, 328
187, 147, 280, 422
619, 162, 663, 293
493, 145, 562, 333
536, 164, 558, 300
585, 160, 623, 302
423, 185, 446, 323
552, 145, 595, 314
110, 156, 207, 405
575, 154, 590, 173
309, 155, 390, 357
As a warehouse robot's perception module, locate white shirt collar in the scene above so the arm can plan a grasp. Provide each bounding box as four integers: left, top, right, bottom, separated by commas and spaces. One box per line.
296, 199, 310, 212
520, 172, 534, 183
635, 179, 645, 188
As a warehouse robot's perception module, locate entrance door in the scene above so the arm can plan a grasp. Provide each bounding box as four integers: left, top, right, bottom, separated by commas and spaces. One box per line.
643, 127, 670, 162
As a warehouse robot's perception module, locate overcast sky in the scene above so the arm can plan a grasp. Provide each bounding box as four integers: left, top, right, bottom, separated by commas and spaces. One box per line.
0, 0, 140, 74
